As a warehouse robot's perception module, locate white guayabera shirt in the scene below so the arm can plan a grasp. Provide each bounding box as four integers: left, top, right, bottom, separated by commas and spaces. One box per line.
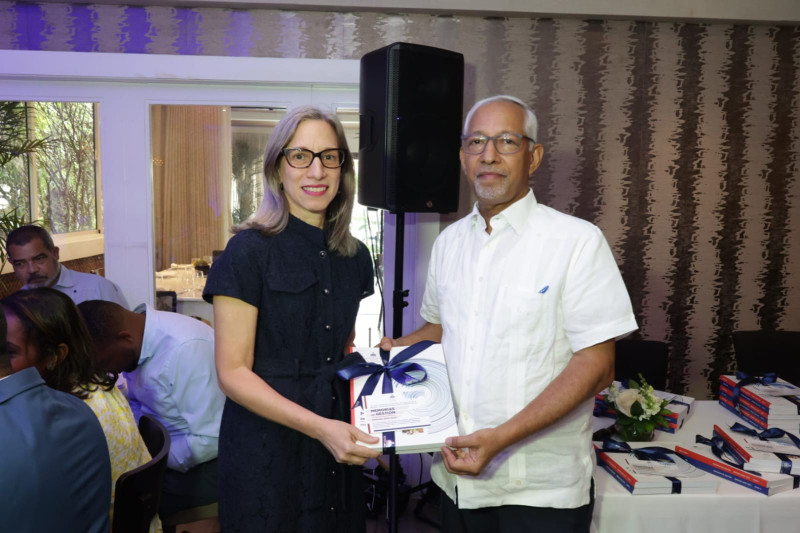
421, 190, 638, 510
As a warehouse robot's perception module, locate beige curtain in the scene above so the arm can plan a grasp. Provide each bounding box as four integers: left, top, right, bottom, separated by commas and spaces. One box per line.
151, 105, 232, 271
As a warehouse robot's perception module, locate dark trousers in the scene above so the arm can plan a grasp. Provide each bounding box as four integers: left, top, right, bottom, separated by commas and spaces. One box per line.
158, 458, 219, 518
440, 479, 595, 533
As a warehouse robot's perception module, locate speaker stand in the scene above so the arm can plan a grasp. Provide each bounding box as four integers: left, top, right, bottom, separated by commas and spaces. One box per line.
388, 210, 409, 533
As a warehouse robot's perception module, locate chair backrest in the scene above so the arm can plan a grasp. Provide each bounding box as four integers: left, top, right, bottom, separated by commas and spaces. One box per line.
614, 339, 669, 391
155, 290, 177, 313
732, 330, 800, 386
112, 415, 171, 533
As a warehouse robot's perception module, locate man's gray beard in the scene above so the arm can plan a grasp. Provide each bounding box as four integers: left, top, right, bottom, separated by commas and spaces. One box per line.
474, 179, 508, 201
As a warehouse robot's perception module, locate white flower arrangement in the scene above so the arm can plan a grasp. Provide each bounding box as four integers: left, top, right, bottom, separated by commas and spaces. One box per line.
603, 375, 672, 440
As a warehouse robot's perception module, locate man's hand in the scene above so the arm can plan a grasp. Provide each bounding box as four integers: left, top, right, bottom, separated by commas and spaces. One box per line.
440, 428, 503, 476
378, 336, 396, 350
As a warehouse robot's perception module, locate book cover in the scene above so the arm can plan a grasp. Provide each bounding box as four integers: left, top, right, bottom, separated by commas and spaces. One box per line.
594, 441, 718, 495
347, 343, 459, 454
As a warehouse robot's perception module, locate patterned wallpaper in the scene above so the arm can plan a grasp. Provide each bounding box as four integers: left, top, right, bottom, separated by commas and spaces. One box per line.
2, 3, 799, 399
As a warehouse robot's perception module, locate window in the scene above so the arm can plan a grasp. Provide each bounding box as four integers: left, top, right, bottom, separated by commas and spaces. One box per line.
0, 101, 99, 233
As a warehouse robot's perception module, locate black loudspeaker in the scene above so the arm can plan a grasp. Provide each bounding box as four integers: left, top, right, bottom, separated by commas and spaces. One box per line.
358, 42, 464, 213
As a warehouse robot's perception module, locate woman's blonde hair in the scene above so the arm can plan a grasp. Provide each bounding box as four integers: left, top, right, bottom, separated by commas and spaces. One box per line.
233, 105, 358, 257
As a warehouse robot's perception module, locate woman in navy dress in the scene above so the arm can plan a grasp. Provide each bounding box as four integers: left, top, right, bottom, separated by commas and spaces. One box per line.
203, 106, 380, 532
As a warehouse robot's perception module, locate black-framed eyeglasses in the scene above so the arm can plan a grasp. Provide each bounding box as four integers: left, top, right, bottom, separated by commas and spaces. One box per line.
281, 148, 346, 169
461, 132, 535, 155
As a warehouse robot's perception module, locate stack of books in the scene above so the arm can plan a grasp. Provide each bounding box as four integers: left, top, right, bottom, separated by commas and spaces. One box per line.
594, 441, 719, 494
713, 423, 800, 475
718, 375, 800, 431
594, 381, 695, 434
346, 343, 459, 454
674, 440, 796, 495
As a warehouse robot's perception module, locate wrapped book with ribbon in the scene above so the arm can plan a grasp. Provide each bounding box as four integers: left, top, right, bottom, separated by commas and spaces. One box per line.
337, 341, 459, 454
594, 440, 719, 495
673, 434, 796, 495
713, 422, 800, 476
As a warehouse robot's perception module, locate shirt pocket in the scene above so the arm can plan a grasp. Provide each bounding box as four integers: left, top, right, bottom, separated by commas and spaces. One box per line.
265, 269, 318, 294
491, 285, 555, 349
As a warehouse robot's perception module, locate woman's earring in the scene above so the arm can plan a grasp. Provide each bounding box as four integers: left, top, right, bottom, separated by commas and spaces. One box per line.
46, 362, 55, 371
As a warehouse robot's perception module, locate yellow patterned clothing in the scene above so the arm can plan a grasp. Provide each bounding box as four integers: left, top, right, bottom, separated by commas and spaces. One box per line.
83, 385, 163, 533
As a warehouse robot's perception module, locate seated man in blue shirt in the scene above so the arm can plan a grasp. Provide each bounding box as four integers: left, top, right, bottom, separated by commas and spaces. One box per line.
6, 224, 129, 308
0, 302, 112, 533
78, 298, 224, 518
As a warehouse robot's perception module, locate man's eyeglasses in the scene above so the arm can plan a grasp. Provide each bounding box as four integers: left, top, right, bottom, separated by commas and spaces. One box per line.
281, 148, 346, 169
461, 132, 535, 155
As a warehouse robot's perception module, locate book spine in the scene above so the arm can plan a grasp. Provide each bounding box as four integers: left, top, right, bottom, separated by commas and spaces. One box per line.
719, 392, 769, 429
719, 376, 773, 411
596, 452, 637, 494
712, 425, 753, 462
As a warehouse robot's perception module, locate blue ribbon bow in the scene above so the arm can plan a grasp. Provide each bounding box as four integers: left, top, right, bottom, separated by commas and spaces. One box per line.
337, 340, 434, 408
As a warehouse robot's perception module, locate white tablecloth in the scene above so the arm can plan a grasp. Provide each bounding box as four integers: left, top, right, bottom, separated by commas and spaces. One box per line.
591, 401, 800, 533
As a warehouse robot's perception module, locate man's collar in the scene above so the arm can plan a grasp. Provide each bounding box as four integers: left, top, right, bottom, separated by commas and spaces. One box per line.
469, 189, 537, 234
52, 263, 70, 288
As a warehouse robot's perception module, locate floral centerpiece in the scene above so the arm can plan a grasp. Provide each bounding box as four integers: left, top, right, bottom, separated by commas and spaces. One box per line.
602, 375, 672, 441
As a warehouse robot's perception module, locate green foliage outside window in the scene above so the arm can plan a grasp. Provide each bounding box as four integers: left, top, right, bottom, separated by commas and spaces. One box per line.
0, 101, 97, 235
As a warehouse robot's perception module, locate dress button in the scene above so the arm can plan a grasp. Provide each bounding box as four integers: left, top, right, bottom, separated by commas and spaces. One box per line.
330, 506, 335, 512
324, 324, 332, 331
331, 469, 337, 477
323, 288, 330, 295
326, 356, 333, 362
319, 250, 327, 257
332, 395, 336, 401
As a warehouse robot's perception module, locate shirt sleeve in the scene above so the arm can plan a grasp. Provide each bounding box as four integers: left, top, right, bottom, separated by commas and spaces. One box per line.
202, 230, 263, 309
419, 235, 442, 325
562, 227, 638, 352
356, 240, 375, 300
156, 339, 224, 472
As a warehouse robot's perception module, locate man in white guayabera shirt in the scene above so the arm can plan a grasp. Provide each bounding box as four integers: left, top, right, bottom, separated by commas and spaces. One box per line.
381, 95, 638, 532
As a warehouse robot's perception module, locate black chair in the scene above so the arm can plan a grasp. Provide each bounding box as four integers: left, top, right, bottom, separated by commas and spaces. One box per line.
614, 339, 669, 391
732, 330, 800, 386
112, 415, 171, 533
155, 290, 177, 313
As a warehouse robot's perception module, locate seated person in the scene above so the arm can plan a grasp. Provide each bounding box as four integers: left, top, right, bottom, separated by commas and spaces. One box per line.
5, 224, 129, 308
0, 301, 111, 533
78, 299, 223, 518
2, 288, 160, 533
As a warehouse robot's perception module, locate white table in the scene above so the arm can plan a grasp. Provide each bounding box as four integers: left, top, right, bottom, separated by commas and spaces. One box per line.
591, 401, 800, 533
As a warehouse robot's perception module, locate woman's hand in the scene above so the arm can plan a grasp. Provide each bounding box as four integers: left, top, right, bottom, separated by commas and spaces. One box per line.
315, 418, 382, 465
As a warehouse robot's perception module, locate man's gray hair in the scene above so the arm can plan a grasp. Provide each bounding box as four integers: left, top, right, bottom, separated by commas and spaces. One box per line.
462, 95, 539, 144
